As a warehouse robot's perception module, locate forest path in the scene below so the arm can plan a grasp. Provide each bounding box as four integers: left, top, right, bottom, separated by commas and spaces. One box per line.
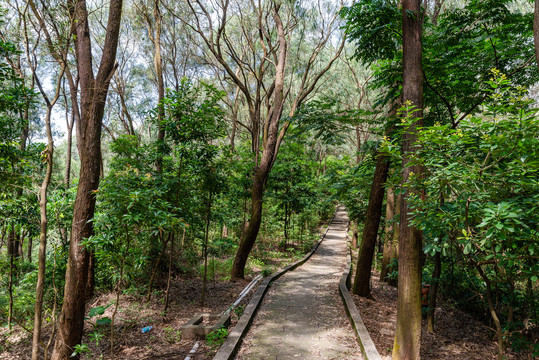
236, 208, 363, 360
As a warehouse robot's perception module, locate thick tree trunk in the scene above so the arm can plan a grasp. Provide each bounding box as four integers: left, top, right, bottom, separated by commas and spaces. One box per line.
18, 236, 23, 259
393, 1, 424, 359
380, 187, 395, 281
352, 152, 390, 296
231, 171, 266, 280
52, 128, 101, 360
51, 1, 123, 358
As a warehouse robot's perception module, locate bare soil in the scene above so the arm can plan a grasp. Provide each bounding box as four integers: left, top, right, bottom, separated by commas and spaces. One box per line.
0, 226, 326, 360
353, 269, 528, 360
1, 275, 255, 360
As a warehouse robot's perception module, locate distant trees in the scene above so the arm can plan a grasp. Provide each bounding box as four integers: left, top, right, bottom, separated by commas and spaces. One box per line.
185, 0, 345, 279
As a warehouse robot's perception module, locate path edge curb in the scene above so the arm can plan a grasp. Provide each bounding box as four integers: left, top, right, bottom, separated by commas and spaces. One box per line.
212, 210, 338, 360
339, 238, 383, 360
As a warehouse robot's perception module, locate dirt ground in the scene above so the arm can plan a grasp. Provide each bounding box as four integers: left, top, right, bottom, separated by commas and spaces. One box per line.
1, 226, 327, 360
353, 270, 529, 360
1, 276, 256, 360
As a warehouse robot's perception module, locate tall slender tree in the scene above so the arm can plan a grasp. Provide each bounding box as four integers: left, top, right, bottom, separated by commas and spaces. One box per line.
22, 11, 67, 357
534, 0, 539, 71
51, 0, 123, 358
185, 0, 344, 279
392, 0, 424, 359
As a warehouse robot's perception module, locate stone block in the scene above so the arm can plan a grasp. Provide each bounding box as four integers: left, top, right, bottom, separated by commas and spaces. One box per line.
181, 312, 231, 339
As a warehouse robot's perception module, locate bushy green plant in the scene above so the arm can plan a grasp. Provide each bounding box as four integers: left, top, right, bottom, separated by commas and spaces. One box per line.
205, 327, 228, 350
163, 326, 181, 344
382, 71, 539, 356
233, 305, 244, 318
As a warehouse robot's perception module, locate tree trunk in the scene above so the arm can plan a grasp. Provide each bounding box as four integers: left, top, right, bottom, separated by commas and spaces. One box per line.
427, 192, 444, 333
32, 65, 63, 359
85, 253, 95, 300
426, 251, 441, 333
149, 0, 166, 172
351, 222, 358, 249
393, 0, 424, 359
534, 0, 539, 72
355, 125, 361, 164
231, 170, 266, 280
284, 203, 289, 246
353, 152, 390, 296
18, 235, 23, 259
380, 187, 395, 281
146, 236, 169, 302
230, 107, 238, 151
52, 0, 123, 358
476, 265, 505, 360
8, 226, 14, 329
201, 195, 212, 306
163, 232, 174, 315
65, 110, 74, 188
388, 193, 401, 286
27, 237, 32, 262
230, 5, 287, 280
7, 229, 20, 259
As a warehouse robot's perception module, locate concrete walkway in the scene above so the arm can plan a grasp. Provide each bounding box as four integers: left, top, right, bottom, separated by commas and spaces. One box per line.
236, 208, 363, 360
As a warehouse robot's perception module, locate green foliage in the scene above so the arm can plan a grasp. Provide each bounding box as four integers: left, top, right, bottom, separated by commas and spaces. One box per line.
205, 327, 228, 350
233, 305, 244, 318
86, 304, 112, 327
0, 11, 37, 188
159, 78, 225, 146
340, 0, 401, 65
88, 331, 104, 347
326, 154, 375, 223
383, 72, 539, 353
162, 326, 181, 344
70, 343, 91, 358
261, 268, 272, 277
342, 0, 537, 122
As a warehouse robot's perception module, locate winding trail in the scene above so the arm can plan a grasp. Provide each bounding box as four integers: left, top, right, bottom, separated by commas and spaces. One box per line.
236, 208, 363, 360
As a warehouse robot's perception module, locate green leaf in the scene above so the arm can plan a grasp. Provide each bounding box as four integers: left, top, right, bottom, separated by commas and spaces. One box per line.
96, 317, 112, 325
88, 304, 111, 318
